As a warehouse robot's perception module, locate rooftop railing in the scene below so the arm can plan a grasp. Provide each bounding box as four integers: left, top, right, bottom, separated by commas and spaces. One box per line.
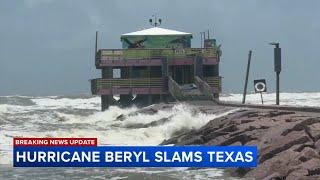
96, 48, 218, 62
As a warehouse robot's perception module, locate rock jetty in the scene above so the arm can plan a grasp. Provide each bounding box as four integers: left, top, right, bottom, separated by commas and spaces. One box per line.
160, 105, 320, 179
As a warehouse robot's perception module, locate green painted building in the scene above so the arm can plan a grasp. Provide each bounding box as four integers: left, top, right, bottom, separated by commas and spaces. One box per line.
91, 25, 222, 110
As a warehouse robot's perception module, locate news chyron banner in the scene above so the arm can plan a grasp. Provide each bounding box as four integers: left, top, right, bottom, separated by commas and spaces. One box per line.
13, 138, 257, 167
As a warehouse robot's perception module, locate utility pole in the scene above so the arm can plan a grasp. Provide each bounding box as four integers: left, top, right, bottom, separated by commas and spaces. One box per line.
269, 42, 281, 105
242, 50, 252, 104
95, 31, 98, 59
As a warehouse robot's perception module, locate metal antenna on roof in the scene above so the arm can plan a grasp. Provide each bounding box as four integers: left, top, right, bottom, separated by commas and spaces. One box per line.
212, 28, 214, 37
200, 32, 203, 48
149, 15, 162, 27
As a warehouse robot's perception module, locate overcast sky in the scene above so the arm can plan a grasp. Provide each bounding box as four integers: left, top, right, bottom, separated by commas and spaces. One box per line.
1, 0, 320, 95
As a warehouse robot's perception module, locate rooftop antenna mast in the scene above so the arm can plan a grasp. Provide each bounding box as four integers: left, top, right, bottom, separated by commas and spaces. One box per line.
149, 15, 162, 27
202, 31, 206, 47
95, 31, 98, 59
200, 32, 203, 48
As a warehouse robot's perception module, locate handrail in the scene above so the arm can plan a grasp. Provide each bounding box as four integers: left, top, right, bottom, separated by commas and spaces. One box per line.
168, 76, 184, 100
97, 48, 217, 61
204, 76, 221, 87
95, 78, 165, 88
98, 47, 216, 51
194, 76, 214, 100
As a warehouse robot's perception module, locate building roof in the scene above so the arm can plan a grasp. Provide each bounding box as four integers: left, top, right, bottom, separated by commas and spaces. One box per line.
121, 27, 192, 36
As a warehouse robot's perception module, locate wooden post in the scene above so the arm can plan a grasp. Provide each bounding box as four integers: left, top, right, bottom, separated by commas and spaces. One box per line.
101, 95, 110, 111
161, 58, 169, 102
195, 56, 203, 78
101, 67, 113, 111
260, 92, 264, 105
276, 71, 280, 105
242, 50, 252, 104
95, 31, 98, 59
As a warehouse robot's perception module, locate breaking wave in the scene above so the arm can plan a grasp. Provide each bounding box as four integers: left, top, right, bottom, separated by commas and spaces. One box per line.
0, 96, 237, 165
1, 92, 319, 179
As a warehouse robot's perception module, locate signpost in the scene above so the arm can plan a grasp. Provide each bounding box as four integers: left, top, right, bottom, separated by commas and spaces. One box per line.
269, 42, 281, 105
254, 79, 267, 104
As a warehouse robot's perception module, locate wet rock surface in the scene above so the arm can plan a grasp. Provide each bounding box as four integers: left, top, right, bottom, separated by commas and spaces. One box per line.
161, 106, 320, 179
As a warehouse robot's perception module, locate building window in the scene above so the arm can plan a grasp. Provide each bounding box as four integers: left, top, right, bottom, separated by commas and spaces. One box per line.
113, 69, 121, 78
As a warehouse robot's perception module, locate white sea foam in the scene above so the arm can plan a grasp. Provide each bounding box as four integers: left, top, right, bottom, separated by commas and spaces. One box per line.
30, 96, 101, 110
0, 105, 8, 113
0, 96, 237, 165
0, 92, 319, 169
220, 92, 320, 107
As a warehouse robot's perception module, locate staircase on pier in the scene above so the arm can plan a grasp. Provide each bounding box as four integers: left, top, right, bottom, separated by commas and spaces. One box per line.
168, 76, 214, 101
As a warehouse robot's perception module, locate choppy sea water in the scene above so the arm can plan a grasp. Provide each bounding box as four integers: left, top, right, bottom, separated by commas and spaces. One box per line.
0, 92, 319, 179
221, 92, 320, 107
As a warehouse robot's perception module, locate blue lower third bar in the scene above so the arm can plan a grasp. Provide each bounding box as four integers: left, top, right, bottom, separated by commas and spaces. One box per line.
14, 146, 257, 167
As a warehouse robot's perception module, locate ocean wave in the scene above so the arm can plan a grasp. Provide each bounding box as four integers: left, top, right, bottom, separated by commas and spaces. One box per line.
1, 92, 320, 166
220, 92, 320, 107
0, 96, 36, 106
0, 102, 236, 165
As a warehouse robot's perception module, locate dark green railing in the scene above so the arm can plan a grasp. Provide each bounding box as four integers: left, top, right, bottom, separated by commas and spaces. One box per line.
93, 78, 165, 88
97, 48, 217, 61
204, 76, 222, 92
